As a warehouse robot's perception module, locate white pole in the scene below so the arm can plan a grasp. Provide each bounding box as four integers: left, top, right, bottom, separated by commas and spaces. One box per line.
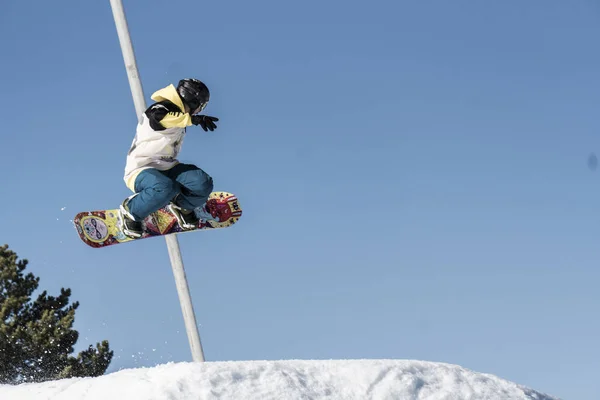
109, 0, 205, 363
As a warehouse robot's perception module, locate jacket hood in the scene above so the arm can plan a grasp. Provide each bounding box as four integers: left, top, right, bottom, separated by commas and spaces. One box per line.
151, 84, 186, 112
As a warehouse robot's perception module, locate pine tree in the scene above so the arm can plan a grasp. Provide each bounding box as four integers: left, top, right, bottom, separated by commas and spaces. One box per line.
0, 244, 113, 384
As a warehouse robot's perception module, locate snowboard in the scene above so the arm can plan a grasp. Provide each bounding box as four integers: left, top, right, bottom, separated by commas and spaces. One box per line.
74, 191, 242, 248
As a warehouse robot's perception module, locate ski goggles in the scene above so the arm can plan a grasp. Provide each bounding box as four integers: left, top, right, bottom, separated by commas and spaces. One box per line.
190, 101, 207, 115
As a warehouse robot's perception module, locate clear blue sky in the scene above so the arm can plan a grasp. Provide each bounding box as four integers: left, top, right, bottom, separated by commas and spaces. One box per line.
1, 1, 599, 399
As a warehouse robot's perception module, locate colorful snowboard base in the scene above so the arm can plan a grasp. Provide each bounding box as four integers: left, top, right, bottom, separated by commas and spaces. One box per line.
74, 191, 242, 248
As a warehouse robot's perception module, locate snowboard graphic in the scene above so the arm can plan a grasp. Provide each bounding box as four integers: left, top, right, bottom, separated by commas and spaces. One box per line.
74, 191, 242, 248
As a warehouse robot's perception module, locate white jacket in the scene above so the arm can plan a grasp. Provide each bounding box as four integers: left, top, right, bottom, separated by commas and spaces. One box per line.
123, 84, 194, 191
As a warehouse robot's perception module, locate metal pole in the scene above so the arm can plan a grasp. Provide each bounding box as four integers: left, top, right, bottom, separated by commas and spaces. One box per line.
109, 0, 205, 363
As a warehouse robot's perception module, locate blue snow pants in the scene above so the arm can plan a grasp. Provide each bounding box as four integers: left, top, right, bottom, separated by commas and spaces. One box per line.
127, 163, 214, 220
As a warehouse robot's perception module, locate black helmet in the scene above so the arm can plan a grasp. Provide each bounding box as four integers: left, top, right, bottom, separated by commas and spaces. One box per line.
177, 78, 210, 113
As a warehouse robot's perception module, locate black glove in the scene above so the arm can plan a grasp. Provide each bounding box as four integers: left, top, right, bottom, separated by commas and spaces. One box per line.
191, 115, 219, 132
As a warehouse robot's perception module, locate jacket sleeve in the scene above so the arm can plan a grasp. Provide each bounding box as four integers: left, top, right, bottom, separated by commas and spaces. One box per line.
144, 100, 193, 131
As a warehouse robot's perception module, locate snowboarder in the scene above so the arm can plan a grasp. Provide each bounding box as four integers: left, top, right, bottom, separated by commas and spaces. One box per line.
118, 78, 220, 238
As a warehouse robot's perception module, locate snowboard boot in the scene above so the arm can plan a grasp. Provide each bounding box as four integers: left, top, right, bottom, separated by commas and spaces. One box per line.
118, 194, 143, 238
169, 203, 199, 230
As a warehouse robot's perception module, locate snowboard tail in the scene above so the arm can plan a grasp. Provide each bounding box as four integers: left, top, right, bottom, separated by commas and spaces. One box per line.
74, 191, 242, 248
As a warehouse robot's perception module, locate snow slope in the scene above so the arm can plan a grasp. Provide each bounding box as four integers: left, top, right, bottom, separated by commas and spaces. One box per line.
0, 359, 558, 400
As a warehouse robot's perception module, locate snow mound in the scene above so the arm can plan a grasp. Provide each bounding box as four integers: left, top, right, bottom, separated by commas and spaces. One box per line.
0, 359, 558, 400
